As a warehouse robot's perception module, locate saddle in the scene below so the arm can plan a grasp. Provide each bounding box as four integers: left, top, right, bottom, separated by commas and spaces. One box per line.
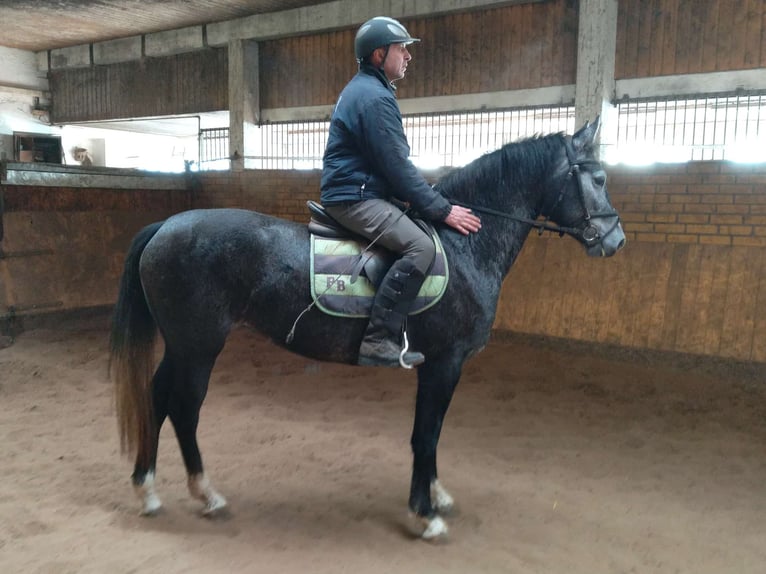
307, 200, 448, 318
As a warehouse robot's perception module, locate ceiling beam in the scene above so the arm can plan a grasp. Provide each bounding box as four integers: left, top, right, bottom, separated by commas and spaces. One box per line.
207, 0, 544, 45
48, 0, 543, 68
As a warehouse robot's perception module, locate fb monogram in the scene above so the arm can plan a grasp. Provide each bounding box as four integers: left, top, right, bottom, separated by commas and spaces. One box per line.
326, 277, 346, 291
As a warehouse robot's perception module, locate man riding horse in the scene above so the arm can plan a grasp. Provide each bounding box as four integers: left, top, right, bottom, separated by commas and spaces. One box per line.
320, 16, 482, 368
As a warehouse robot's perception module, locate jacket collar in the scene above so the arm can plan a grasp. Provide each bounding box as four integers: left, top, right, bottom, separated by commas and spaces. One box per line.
359, 63, 397, 94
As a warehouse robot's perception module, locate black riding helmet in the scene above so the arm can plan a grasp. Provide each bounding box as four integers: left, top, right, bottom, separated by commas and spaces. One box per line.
354, 16, 420, 64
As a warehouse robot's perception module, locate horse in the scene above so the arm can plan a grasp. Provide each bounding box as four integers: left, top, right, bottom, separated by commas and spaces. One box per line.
110, 117, 625, 540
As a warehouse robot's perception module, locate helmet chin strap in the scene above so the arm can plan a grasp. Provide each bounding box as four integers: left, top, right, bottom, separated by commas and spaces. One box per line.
379, 44, 391, 69
378, 45, 397, 87
360, 45, 395, 86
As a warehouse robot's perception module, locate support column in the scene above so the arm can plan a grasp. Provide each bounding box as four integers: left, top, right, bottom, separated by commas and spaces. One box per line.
228, 39, 259, 171
574, 0, 618, 158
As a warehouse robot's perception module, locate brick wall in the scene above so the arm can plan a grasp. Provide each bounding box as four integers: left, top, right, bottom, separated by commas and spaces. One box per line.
193, 170, 320, 222
193, 163, 766, 248
610, 162, 766, 247
4, 161, 766, 361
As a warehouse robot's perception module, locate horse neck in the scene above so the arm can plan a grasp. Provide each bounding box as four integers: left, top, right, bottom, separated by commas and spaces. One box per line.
443, 197, 537, 284
437, 137, 562, 280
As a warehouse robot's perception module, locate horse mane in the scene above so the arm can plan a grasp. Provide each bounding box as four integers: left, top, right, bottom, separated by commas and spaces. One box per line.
435, 132, 567, 205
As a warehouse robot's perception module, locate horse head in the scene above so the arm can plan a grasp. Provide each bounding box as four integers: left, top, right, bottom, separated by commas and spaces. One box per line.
542, 116, 626, 257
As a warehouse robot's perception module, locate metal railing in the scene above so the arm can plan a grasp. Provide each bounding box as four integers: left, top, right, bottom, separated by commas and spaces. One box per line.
613, 91, 766, 163
227, 105, 575, 170
405, 106, 575, 168
252, 120, 331, 170
195, 93, 766, 170
198, 127, 230, 169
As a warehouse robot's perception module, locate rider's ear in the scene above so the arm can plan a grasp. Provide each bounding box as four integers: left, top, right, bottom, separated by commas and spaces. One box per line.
369, 47, 385, 65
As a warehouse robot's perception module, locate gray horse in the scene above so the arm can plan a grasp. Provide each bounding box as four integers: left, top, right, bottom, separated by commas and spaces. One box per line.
110, 117, 625, 539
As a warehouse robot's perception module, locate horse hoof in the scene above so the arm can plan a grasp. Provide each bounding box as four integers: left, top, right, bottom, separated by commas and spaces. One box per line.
422, 516, 449, 541
141, 493, 163, 515
201, 492, 228, 516
409, 512, 449, 541
188, 473, 227, 516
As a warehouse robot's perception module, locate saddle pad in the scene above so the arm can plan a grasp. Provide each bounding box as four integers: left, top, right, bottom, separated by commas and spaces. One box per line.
310, 234, 448, 318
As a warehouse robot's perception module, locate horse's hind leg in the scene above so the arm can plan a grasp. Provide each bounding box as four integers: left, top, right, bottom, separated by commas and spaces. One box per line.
132, 355, 173, 515
132, 351, 226, 516
166, 353, 227, 515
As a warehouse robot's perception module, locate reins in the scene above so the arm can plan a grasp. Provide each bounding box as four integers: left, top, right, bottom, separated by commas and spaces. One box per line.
448, 199, 580, 237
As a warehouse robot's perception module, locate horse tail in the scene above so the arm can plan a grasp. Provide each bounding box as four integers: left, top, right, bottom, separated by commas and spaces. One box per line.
109, 221, 164, 467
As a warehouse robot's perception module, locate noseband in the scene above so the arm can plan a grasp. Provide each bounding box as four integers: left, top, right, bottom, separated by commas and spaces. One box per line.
451, 137, 621, 248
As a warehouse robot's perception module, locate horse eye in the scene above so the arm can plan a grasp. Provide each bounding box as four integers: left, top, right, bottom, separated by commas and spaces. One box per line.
592, 171, 607, 187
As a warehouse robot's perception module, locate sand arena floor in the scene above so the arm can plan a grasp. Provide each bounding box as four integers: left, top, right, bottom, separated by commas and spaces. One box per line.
1, 313, 765, 573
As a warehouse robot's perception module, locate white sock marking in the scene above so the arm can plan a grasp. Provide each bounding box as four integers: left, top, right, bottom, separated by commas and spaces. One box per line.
135, 471, 162, 515
188, 473, 227, 514
431, 479, 454, 513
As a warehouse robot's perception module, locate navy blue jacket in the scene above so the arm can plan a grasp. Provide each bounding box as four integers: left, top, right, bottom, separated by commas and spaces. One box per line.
320, 65, 452, 222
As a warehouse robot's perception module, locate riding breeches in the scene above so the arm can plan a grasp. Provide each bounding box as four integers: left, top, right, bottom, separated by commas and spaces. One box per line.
324, 199, 436, 274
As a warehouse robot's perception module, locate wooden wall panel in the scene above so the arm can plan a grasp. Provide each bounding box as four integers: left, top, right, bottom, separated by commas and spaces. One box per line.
46, 1, 766, 120
616, 0, 766, 79
0, 183, 190, 317
259, 1, 579, 109
744, 0, 763, 66
50, 48, 228, 123
259, 29, 356, 110
494, 236, 766, 362
680, 0, 700, 73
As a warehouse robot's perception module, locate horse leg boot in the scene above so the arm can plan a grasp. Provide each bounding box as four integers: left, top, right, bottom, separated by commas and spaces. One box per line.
358, 259, 426, 368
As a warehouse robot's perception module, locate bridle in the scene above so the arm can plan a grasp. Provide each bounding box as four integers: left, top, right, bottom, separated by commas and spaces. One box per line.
451, 137, 622, 249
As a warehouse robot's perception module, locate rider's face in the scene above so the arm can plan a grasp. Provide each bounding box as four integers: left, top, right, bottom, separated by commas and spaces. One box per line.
377, 43, 412, 83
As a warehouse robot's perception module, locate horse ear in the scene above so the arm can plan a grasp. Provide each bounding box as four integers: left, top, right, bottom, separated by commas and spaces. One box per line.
572, 115, 601, 151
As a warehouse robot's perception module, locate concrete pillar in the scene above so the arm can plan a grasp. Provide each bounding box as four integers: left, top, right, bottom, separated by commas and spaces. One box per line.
574, 0, 618, 158
228, 39, 259, 171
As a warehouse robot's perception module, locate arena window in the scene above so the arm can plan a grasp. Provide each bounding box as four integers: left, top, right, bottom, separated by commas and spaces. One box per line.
198, 105, 576, 170
611, 91, 766, 165
197, 92, 765, 170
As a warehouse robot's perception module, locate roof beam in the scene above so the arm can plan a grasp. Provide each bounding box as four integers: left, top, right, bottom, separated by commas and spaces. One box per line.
48, 0, 543, 68
207, 0, 544, 45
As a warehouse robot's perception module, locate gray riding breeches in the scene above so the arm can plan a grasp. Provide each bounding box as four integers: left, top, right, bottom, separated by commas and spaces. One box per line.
324, 199, 435, 275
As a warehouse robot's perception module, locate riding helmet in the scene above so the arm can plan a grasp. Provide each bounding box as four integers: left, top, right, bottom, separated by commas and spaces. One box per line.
354, 17, 420, 62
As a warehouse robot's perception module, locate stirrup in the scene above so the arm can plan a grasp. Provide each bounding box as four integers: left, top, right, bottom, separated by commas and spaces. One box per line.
400, 331, 416, 369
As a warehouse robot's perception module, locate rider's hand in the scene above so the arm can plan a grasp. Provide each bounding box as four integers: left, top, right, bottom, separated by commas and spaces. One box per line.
444, 205, 482, 236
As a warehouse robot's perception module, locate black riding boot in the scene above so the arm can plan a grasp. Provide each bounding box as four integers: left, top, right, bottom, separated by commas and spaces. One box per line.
358, 259, 426, 368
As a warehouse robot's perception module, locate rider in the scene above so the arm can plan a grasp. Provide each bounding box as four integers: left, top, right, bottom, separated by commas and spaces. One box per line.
321, 16, 481, 368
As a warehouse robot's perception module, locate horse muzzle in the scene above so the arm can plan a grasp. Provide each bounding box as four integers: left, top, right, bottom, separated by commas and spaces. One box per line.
582, 215, 626, 257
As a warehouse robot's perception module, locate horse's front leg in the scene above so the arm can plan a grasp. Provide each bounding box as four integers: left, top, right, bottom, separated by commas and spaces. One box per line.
409, 357, 463, 540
